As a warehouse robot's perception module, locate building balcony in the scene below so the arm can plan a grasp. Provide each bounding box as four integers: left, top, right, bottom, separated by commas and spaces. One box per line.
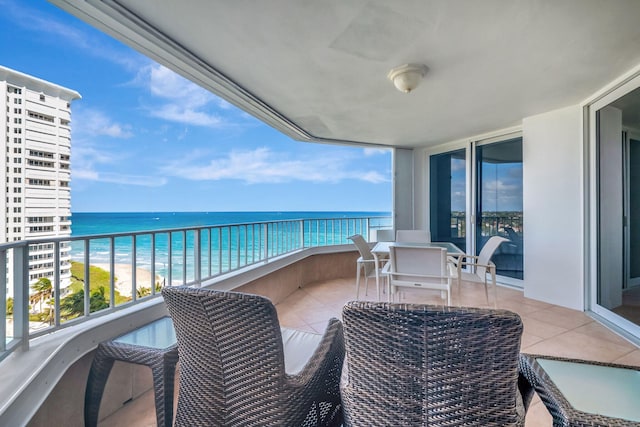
0, 217, 637, 426
23, 253, 640, 427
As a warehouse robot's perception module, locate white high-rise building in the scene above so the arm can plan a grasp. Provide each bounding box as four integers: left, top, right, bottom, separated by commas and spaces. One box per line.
0, 66, 81, 296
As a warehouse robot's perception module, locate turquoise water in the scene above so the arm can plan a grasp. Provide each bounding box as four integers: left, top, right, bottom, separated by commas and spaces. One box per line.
70, 211, 390, 236
70, 211, 391, 281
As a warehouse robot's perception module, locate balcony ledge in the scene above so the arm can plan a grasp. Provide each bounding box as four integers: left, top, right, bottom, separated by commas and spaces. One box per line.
0, 244, 354, 426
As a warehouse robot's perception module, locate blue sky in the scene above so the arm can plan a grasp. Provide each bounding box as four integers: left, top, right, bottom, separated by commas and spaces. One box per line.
1, 0, 392, 213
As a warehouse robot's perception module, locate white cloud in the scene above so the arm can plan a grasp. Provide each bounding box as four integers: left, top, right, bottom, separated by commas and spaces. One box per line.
4, 0, 144, 71
71, 140, 166, 187
73, 108, 133, 138
136, 64, 235, 128
73, 169, 167, 187
363, 147, 390, 157
161, 147, 390, 184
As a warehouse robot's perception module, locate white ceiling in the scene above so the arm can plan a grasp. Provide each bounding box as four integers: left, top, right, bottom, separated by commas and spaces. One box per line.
51, 0, 640, 148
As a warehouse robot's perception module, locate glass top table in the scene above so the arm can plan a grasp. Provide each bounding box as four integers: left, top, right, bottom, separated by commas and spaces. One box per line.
85, 316, 178, 427
519, 353, 640, 426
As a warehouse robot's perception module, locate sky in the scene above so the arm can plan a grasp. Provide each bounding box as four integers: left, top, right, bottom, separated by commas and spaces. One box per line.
0, 0, 392, 213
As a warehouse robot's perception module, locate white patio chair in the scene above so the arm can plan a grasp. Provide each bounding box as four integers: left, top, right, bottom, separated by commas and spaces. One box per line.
348, 234, 387, 300
395, 229, 431, 242
384, 245, 451, 304
375, 229, 395, 242
457, 236, 509, 307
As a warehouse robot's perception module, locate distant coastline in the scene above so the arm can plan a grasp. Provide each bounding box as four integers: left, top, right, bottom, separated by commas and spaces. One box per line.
69, 211, 393, 281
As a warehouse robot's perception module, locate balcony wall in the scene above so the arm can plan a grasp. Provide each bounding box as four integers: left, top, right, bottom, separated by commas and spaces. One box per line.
25, 249, 358, 427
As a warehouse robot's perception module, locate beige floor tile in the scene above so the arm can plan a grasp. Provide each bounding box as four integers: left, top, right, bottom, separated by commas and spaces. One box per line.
525, 399, 553, 426
520, 332, 545, 349
103, 277, 640, 426
525, 305, 592, 330
572, 321, 635, 348
520, 316, 568, 339
612, 349, 640, 366
522, 330, 635, 362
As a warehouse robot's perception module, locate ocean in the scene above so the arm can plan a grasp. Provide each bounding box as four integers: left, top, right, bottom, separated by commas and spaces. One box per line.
70, 211, 391, 236
70, 211, 391, 280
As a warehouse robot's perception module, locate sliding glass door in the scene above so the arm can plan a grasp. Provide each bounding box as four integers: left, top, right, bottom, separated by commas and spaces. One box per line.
475, 137, 523, 280
429, 136, 524, 284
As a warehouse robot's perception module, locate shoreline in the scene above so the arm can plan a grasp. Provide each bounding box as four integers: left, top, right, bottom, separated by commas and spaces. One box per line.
91, 263, 164, 297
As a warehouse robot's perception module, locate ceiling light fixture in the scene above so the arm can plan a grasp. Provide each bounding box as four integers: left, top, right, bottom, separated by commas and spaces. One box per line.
387, 63, 428, 93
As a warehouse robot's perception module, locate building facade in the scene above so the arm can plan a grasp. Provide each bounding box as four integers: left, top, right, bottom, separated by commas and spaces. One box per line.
0, 66, 81, 296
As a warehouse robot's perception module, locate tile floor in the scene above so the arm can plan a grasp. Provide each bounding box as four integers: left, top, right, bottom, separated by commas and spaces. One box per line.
99, 278, 640, 426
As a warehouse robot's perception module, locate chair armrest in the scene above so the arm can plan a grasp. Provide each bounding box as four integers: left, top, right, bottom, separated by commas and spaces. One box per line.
457, 260, 495, 270
456, 254, 479, 263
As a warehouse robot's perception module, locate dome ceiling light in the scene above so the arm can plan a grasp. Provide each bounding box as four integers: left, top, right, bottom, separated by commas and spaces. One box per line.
387, 63, 428, 93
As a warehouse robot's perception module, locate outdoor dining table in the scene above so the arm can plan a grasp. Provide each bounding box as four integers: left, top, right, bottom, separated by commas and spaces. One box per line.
371, 241, 463, 302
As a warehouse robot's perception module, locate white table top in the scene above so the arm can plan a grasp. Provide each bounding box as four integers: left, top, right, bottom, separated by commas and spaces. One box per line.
372, 241, 463, 255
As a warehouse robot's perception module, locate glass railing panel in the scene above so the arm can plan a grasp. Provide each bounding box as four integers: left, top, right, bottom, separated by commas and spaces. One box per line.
0, 214, 390, 360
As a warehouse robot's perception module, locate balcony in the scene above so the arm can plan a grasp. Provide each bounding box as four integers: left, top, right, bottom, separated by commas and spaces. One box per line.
0, 216, 637, 426
25, 262, 640, 427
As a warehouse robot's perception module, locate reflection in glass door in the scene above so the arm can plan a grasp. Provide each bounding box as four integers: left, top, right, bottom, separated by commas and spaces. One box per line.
475, 138, 523, 279
627, 138, 640, 287
429, 149, 466, 252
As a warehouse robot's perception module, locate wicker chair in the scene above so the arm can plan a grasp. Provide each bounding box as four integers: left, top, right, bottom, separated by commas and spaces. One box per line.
162, 287, 345, 427
340, 301, 532, 426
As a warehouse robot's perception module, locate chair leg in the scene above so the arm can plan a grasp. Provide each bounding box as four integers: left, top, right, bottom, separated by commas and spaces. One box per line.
483, 278, 490, 306
355, 264, 361, 299
491, 268, 498, 309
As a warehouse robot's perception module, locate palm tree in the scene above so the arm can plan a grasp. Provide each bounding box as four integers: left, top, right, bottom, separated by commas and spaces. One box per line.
30, 278, 53, 314
60, 286, 110, 320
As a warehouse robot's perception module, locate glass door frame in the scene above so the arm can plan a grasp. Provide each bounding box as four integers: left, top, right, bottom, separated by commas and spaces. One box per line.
624, 130, 640, 288
587, 73, 640, 337
426, 130, 524, 288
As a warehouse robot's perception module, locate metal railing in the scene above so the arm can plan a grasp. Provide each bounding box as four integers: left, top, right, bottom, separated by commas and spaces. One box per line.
1, 215, 391, 361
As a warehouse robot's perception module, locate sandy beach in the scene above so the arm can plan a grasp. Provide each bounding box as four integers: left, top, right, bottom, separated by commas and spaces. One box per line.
92, 263, 163, 297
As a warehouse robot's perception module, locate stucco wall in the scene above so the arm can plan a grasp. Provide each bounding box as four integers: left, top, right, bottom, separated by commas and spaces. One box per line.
522, 105, 584, 310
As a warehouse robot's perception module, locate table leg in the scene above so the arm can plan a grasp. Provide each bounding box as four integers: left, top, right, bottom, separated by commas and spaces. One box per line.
84, 345, 115, 427
372, 252, 381, 301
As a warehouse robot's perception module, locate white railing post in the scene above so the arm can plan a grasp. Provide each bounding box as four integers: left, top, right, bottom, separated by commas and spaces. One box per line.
264, 223, 270, 262
194, 230, 201, 286
0, 249, 6, 352
13, 245, 29, 351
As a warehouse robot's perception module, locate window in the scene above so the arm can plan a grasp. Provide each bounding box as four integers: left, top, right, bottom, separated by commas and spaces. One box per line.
39, 94, 45, 101
28, 179, 51, 186
27, 111, 54, 123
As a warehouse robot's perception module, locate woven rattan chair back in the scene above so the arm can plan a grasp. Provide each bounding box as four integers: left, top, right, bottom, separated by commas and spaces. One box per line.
163, 287, 345, 427
341, 301, 527, 426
